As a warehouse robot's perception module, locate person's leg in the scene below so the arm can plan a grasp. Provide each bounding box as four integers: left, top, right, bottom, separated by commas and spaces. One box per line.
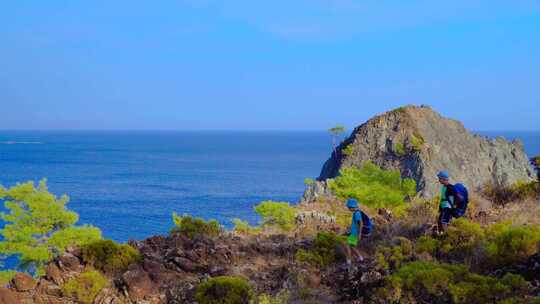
438, 208, 452, 233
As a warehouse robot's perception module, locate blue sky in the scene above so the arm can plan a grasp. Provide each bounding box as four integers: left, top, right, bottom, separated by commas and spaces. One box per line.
1, 1, 539, 130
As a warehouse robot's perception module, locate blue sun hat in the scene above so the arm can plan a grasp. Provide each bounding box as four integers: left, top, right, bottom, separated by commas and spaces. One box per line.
437, 170, 450, 179
346, 199, 359, 209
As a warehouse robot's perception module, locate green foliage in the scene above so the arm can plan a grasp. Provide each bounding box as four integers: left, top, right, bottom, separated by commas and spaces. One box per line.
440, 218, 485, 258
81, 240, 141, 274
172, 213, 221, 238
328, 162, 417, 209
375, 237, 413, 271
0, 180, 102, 275
194, 276, 253, 304
415, 236, 439, 256
303, 178, 314, 186
394, 142, 406, 156
484, 180, 540, 207
295, 231, 345, 267
342, 144, 355, 156
328, 125, 345, 136
62, 270, 108, 304
0, 270, 16, 286
410, 132, 425, 151
485, 221, 540, 267
232, 219, 261, 235
256, 291, 289, 304
254, 201, 296, 231
378, 261, 528, 304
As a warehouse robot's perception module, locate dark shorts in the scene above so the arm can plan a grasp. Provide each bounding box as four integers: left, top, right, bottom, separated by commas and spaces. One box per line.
439, 208, 453, 225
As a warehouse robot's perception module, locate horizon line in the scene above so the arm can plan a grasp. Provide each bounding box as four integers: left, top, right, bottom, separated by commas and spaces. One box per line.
1, 129, 540, 133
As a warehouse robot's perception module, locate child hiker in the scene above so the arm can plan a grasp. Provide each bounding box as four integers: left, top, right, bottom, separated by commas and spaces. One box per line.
344, 198, 373, 266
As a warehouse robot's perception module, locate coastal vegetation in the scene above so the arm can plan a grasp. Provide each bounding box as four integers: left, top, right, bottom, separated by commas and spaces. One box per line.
328, 162, 417, 209
253, 200, 297, 231
171, 213, 221, 238
0, 180, 101, 275
295, 231, 345, 267
328, 124, 346, 156
194, 276, 253, 304
81, 239, 142, 274
61, 269, 108, 304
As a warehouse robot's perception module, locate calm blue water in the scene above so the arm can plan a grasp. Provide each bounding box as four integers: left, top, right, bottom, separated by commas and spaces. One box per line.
0, 130, 538, 244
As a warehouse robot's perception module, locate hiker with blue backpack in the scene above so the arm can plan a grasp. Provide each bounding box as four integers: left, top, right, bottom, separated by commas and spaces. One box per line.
436, 170, 469, 234
344, 198, 373, 266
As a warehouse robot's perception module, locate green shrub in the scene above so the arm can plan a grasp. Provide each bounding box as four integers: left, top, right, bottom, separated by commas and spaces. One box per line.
485, 221, 540, 267
483, 181, 540, 207
0, 270, 16, 286
410, 132, 425, 151
257, 292, 289, 304
172, 213, 221, 238
295, 231, 345, 267
232, 219, 261, 234
328, 162, 417, 209
375, 237, 414, 271
81, 239, 141, 274
194, 276, 253, 304
440, 218, 485, 258
0, 180, 102, 275
342, 144, 355, 156
394, 142, 406, 156
62, 270, 108, 304
415, 236, 439, 256
254, 201, 296, 231
378, 261, 528, 304
303, 178, 314, 186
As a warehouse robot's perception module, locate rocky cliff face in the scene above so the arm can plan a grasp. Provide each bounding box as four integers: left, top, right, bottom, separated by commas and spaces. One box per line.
316, 105, 535, 198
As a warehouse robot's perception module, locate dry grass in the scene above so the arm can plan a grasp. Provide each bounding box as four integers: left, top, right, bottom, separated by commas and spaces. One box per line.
485, 198, 540, 226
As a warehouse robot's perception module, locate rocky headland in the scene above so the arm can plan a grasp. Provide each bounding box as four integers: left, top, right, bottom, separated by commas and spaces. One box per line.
1, 105, 539, 304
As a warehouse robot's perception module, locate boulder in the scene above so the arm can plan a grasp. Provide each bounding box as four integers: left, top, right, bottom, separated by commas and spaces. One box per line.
45, 263, 64, 285
57, 253, 82, 272
11, 273, 36, 292
0, 287, 21, 304
315, 105, 535, 198
122, 264, 155, 302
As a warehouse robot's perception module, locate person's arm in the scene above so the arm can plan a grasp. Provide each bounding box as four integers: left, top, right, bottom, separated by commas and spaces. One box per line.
356, 212, 363, 241
447, 185, 456, 207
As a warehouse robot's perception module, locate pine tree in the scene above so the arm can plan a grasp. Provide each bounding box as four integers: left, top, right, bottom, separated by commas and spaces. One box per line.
0, 180, 101, 275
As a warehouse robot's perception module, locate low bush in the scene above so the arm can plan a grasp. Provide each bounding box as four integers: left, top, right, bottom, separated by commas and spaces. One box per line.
172, 213, 221, 238
415, 235, 439, 256
254, 201, 296, 231
81, 239, 141, 274
439, 218, 485, 259
483, 181, 540, 207
375, 237, 414, 271
328, 162, 417, 209
0, 270, 16, 286
485, 221, 540, 268
409, 132, 425, 151
394, 142, 406, 156
295, 231, 345, 267
62, 270, 108, 304
303, 178, 314, 186
377, 261, 528, 304
232, 219, 261, 235
342, 144, 355, 156
194, 276, 253, 304
256, 291, 289, 304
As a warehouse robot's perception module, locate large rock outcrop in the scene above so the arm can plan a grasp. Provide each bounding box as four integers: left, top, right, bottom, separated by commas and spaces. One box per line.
316, 105, 535, 198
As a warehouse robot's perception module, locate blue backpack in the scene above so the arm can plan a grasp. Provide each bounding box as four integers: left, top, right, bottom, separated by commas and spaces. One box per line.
355, 210, 373, 236
453, 183, 469, 218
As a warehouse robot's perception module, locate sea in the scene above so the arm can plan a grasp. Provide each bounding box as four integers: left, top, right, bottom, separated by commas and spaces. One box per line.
0, 130, 539, 243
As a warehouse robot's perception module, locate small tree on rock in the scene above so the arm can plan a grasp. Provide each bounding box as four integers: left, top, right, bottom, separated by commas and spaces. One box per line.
328, 125, 346, 156
0, 180, 101, 275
